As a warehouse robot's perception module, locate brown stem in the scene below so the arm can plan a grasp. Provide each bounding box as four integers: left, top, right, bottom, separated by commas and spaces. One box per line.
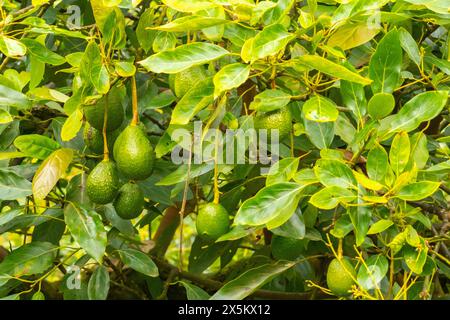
131, 75, 139, 126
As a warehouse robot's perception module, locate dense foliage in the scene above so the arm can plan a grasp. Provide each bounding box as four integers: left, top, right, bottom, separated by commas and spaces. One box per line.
0, 0, 449, 300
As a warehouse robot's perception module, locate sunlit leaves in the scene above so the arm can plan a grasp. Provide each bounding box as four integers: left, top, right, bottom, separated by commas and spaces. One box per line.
14, 134, 60, 160
309, 186, 356, 210
80, 42, 110, 94
357, 255, 388, 290
395, 181, 441, 201
367, 144, 389, 183
0, 36, 27, 57
88, 266, 110, 300
314, 159, 357, 189
21, 39, 65, 65
0, 84, 32, 109
367, 93, 395, 120
153, 15, 228, 32
213, 63, 250, 98
139, 42, 229, 74
32, 148, 73, 200
328, 23, 380, 51
249, 89, 291, 112
303, 95, 339, 122
389, 132, 410, 176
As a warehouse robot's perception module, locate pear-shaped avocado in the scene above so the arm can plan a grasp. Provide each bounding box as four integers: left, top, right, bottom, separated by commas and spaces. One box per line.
86, 159, 119, 204
113, 182, 144, 220
113, 125, 154, 180
196, 203, 230, 242
254, 106, 292, 141
326, 257, 356, 297
83, 123, 120, 155
83, 85, 125, 132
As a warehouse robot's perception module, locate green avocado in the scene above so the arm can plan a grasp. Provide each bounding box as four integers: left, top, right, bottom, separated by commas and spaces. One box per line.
196, 202, 230, 242
86, 159, 119, 204
326, 257, 356, 297
83, 85, 125, 132
170, 66, 207, 98
113, 182, 145, 220
113, 125, 155, 180
254, 106, 293, 141
271, 235, 306, 261
83, 123, 120, 155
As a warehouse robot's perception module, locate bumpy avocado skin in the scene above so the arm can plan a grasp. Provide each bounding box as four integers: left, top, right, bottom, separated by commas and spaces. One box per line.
83, 123, 120, 155
83, 85, 125, 132
86, 160, 119, 204
196, 203, 230, 242
326, 257, 356, 297
113, 182, 145, 220
254, 106, 293, 141
113, 125, 154, 180
172, 66, 207, 97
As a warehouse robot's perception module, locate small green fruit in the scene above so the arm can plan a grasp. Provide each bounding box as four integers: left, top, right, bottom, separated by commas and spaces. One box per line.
271, 235, 306, 261
83, 123, 120, 155
113, 182, 145, 220
326, 257, 356, 297
170, 66, 207, 98
86, 160, 119, 204
196, 203, 230, 242
254, 106, 292, 141
83, 85, 125, 132
113, 125, 155, 180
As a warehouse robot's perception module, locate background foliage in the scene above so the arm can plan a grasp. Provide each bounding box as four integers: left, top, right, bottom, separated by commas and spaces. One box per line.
0, 0, 449, 300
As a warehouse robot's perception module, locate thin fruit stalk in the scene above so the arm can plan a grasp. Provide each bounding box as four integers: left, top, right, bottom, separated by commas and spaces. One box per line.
131, 75, 139, 126
103, 92, 109, 160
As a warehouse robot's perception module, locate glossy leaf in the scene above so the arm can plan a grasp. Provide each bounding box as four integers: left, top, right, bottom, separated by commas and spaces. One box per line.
61, 108, 83, 142
314, 159, 357, 189
64, 202, 107, 262
88, 266, 110, 300
247, 24, 294, 62
178, 281, 210, 300
357, 255, 388, 290
0, 84, 32, 109
213, 63, 250, 98
0, 36, 27, 57
309, 186, 356, 210
80, 42, 110, 94
367, 144, 389, 183
154, 15, 228, 32
328, 23, 380, 50
367, 219, 394, 235
0, 170, 32, 200
249, 89, 291, 112
266, 157, 299, 186
395, 181, 441, 201
210, 261, 294, 300
303, 95, 339, 122
367, 93, 395, 119
14, 134, 60, 160
139, 42, 229, 74
399, 28, 421, 67
21, 38, 65, 65
117, 248, 159, 277
304, 120, 334, 150
389, 132, 410, 176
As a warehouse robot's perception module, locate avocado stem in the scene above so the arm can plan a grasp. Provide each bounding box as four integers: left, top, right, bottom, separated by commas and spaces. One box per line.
213, 128, 220, 205
337, 238, 343, 259
131, 75, 139, 126
103, 92, 109, 160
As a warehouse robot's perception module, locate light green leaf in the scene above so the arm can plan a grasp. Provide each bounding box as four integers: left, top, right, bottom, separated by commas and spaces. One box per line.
163, 0, 218, 13
210, 261, 294, 300
114, 61, 136, 77
249, 89, 291, 112
153, 15, 228, 32
14, 134, 60, 160
368, 29, 402, 94
403, 0, 449, 14
303, 95, 339, 122
367, 144, 389, 183
395, 181, 440, 201
367, 219, 394, 235
403, 240, 428, 275
0, 36, 27, 57
367, 93, 395, 119
136, 8, 157, 52
304, 120, 334, 149
64, 202, 106, 262
349, 205, 372, 246
378, 91, 448, 139
248, 24, 294, 62
357, 255, 388, 290
152, 31, 177, 53
328, 23, 380, 51
139, 42, 229, 74
61, 108, 83, 142
399, 28, 421, 67
295, 55, 372, 85
80, 42, 110, 94
170, 77, 214, 125
309, 186, 356, 210
21, 38, 65, 65
213, 63, 250, 98
117, 248, 159, 277
0, 109, 13, 124
178, 281, 210, 300
266, 157, 299, 186
0, 84, 32, 109
32, 148, 73, 200
314, 159, 357, 189
389, 132, 410, 176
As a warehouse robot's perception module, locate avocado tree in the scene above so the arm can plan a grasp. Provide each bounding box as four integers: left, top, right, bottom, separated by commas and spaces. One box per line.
0, 0, 449, 300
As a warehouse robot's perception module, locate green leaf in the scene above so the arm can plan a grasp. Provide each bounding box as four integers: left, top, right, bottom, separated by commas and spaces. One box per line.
80, 42, 110, 94
357, 255, 388, 290
210, 261, 294, 300
234, 182, 304, 227
314, 159, 357, 189
163, 0, 218, 13
32, 148, 73, 200
340, 78, 367, 122
136, 8, 157, 52
0, 242, 56, 277
114, 61, 136, 77
200, 7, 226, 41
368, 29, 402, 94
29, 55, 45, 89
152, 31, 177, 53
0, 109, 13, 124
327, 22, 380, 51
395, 181, 440, 201
295, 55, 372, 85
304, 120, 334, 150
389, 132, 410, 176
117, 248, 159, 277
367, 93, 395, 119
0, 170, 32, 200
247, 24, 294, 62
14, 134, 60, 160
213, 63, 250, 98
293, 168, 319, 186
157, 163, 214, 186
154, 15, 228, 32
403, 0, 449, 14
249, 89, 291, 112
303, 95, 339, 122
399, 28, 421, 67
216, 225, 257, 242
378, 91, 448, 139
271, 208, 305, 239
170, 77, 214, 125
409, 132, 429, 169
266, 157, 299, 186
330, 215, 353, 239
0, 36, 27, 57
21, 38, 65, 65
424, 55, 450, 76
88, 266, 110, 300
309, 186, 356, 210
178, 281, 210, 300
61, 108, 83, 142
139, 42, 229, 74
349, 205, 372, 246
367, 219, 394, 235
367, 144, 389, 183
403, 241, 428, 275
64, 202, 107, 262
0, 84, 32, 109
